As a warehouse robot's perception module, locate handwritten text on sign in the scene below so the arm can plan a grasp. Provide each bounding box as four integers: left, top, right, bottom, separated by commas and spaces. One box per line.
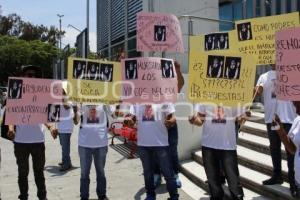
188, 52, 256, 107
68, 57, 122, 104
275, 27, 300, 100
121, 57, 178, 103
136, 12, 184, 53
5, 78, 62, 125
235, 12, 299, 65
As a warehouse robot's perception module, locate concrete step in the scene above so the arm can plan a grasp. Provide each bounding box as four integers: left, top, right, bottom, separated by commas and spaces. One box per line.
238, 131, 287, 160
240, 121, 268, 138
248, 112, 265, 124
191, 150, 296, 200
235, 146, 289, 183
180, 160, 271, 200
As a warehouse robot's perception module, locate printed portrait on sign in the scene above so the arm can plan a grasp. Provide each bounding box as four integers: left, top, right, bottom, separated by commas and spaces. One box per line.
142, 105, 155, 121
87, 62, 100, 80
207, 56, 225, 78
218, 33, 229, 50
47, 104, 60, 122
237, 22, 253, 41
205, 34, 216, 51
73, 60, 87, 79
161, 59, 175, 78
99, 64, 113, 82
224, 57, 241, 80
86, 106, 100, 124
154, 25, 166, 42
212, 106, 226, 124
125, 60, 138, 80
8, 79, 23, 99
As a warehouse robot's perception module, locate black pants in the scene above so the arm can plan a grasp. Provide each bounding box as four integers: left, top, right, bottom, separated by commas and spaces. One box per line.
154, 123, 180, 175
202, 146, 244, 200
266, 123, 295, 186
14, 142, 47, 200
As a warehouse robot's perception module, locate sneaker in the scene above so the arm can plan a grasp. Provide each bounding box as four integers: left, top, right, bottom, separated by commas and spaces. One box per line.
98, 195, 109, 200
144, 195, 156, 200
262, 176, 283, 185
175, 174, 182, 188
154, 174, 162, 188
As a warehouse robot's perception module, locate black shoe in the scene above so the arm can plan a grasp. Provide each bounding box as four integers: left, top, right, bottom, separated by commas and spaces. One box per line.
98, 195, 109, 200
262, 177, 283, 185
59, 165, 72, 172
290, 184, 298, 198
58, 162, 63, 166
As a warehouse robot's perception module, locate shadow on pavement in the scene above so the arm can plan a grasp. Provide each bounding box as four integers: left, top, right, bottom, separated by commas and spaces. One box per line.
109, 143, 138, 159
134, 184, 171, 200
44, 165, 79, 177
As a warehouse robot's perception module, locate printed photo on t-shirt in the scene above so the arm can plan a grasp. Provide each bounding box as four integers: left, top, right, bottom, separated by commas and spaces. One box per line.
47, 104, 60, 122
142, 105, 155, 121
8, 79, 23, 99
212, 106, 226, 124
271, 79, 277, 99
86, 106, 100, 124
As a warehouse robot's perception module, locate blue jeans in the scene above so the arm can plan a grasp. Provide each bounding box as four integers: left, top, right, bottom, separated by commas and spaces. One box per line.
78, 146, 108, 199
138, 146, 179, 200
59, 133, 71, 167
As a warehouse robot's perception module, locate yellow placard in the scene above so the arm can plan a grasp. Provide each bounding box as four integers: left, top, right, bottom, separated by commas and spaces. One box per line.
67, 57, 121, 104
190, 30, 239, 54
188, 52, 256, 107
235, 12, 299, 65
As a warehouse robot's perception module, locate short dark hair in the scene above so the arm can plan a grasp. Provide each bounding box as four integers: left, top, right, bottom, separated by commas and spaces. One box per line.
21, 65, 42, 77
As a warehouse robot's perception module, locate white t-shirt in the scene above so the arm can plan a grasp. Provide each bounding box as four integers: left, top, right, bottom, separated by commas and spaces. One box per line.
257, 70, 296, 123
256, 70, 277, 123
57, 105, 74, 134
196, 104, 242, 150
133, 104, 175, 147
78, 104, 109, 148
14, 124, 45, 143
288, 115, 300, 185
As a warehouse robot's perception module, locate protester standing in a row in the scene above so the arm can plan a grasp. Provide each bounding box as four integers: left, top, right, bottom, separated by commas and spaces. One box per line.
255, 64, 298, 197
74, 104, 110, 200
275, 101, 300, 197
8, 65, 52, 200
189, 104, 245, 200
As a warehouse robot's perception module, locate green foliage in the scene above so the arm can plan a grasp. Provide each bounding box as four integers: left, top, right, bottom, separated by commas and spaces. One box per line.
0, 35, 58, 85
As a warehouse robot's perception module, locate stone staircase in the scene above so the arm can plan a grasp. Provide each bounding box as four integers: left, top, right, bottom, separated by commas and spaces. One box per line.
180, 112, 298, 200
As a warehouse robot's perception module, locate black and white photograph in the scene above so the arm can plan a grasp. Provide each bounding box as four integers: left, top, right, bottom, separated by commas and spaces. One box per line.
218, 33, 229, 50
154, 25, 166, 42
125, 60, 138, 80
87, 61, 99, 80
237, 22, 253, 41
207, 56, 225, 78
99, 64, 113, 82
73, 60, 87, 79
161, 59, 175, 78
204, 34, 216, 51
8, 79, 23, 99
47, 104, 60, 122
224, 57, 241, 80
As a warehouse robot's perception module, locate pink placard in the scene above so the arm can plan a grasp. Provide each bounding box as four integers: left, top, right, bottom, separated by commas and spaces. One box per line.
5, 78, 63, 125
275, 27, 300, 101
137, 12, 184, 53
121, 57, 178, 103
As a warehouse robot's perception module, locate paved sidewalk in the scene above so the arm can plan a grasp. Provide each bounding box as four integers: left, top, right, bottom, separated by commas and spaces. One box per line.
0, 125, 194, 200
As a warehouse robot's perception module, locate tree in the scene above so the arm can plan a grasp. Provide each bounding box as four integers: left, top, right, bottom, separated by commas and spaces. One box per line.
0, 35, 58, 85
0, 13, 64, 46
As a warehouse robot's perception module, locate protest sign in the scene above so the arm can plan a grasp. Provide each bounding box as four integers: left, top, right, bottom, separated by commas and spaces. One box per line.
136, 12, 184, 53
121, 57, 178, 103
5, 78, 62, 125
188, 52, 256, 106
190, 30, 239, 53
275, 27, 300, 100
67, 57, 122, 104
235, 12, 299, 65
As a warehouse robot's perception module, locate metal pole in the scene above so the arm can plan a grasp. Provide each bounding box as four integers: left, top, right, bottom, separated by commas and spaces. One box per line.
87, 0, 90, 55
57, 14, 64, 79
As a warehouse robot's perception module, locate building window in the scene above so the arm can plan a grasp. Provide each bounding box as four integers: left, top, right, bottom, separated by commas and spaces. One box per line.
219, 0, 243, 31
286, 0, 292, 13
256, 0, 261, 16
246, 0, 254, 18
266, 0, 272, 16
276, 0, 281, 14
